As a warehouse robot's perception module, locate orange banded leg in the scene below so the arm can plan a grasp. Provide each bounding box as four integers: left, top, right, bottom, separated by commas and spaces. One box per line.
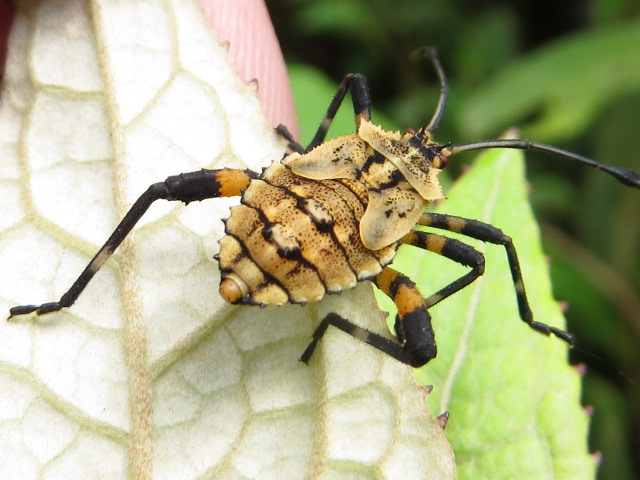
415, 213, 575, 344
9, 168, 258, 318
300, 267, 437, 368
399, 230, 485, 309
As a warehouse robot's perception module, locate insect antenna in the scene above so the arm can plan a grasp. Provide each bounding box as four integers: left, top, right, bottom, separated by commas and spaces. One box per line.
441, 139, 640, 188
413, 47, 449, 135
413, 47, 639, 188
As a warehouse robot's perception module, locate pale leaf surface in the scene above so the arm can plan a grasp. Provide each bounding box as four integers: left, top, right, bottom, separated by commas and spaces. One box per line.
0, 1, 454, 479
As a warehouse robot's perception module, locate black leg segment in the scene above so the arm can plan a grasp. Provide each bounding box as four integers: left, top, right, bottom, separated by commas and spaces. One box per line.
300, 312, 433, 367
275, 124, 305, 154
416, 212, 575, 344
276, 73, 373, 154
399, 230, 485, 309
8, 168, 258, 319
301, 266, 438, 368
305, 73, 373, 152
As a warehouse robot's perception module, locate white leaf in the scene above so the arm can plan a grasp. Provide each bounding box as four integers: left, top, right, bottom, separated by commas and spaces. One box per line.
0, 1, 455, 479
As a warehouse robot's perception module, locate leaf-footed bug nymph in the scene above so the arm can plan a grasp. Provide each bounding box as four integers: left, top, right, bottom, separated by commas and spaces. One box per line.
8, 48, 640, 368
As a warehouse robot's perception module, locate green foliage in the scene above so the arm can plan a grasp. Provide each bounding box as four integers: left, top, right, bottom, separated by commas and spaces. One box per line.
277, 1, 640, 478
460, 21, 640, 142
397, 148, 595, 479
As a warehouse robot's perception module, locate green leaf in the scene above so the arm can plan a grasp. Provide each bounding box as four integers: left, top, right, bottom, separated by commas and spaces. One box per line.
390, 147, 596, 479
460, 20, 640, 142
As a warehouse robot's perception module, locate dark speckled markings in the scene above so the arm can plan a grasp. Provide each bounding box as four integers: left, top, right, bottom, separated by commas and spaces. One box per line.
9, 48, 639, 367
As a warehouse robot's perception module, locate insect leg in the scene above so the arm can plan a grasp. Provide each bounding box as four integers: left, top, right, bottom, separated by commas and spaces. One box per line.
300, 267, 437, 368
275, 124, 305, 154
8, 168, 258, 318
416, 212, 575, 344
275, 73, 373, 154
398, 231, 485, 308
304, 73, 373, 152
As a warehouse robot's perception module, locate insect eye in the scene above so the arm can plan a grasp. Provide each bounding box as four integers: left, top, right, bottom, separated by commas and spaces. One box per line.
432, 153, 448, 170
404, 128, 417, 136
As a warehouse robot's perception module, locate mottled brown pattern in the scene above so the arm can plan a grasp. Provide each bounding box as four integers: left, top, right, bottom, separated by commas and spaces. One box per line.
218, 162, 397, 305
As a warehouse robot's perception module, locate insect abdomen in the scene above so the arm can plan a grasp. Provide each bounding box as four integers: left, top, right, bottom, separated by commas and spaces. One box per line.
217, 162, 396, 306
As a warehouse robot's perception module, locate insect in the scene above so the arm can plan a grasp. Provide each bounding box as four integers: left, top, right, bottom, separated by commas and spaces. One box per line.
8, 48, 640, 368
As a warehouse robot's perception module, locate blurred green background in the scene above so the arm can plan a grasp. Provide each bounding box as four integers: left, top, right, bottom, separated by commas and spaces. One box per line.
269, 1, 640, 479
